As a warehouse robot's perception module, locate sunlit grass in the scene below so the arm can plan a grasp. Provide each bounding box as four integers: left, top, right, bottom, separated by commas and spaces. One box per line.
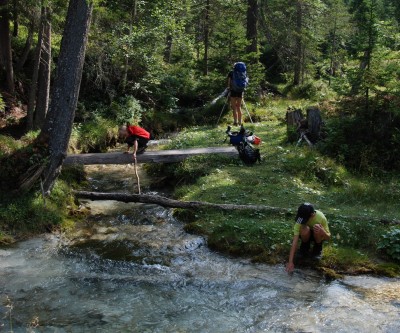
167, 100, 400, 275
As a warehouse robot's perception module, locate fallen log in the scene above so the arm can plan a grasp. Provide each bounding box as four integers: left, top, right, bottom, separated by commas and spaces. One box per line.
74, 191, 400, 225
74, 191, 287, 213
64, 147, 238, 165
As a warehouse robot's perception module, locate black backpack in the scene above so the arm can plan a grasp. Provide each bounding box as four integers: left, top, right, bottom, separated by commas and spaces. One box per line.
237, 143, 261, 165
225, 126, 261, 165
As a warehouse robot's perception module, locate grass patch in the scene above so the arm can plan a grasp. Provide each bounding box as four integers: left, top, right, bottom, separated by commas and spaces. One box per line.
0, 180, 76, 242
164, 101, 400, 277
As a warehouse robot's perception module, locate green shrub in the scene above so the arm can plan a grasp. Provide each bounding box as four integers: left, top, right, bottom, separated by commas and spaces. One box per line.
76, 116, 118, 153
0, 93, 5, 113
318, 98, 400, 172
0, 180, 72, 237
110, 95, 144, 125
377, 227, 400, 262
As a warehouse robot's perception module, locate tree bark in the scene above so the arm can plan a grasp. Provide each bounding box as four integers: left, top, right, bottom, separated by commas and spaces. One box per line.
39, 0, 93, 194
293, 0, 303, 86
73, 191, 400, 225
246, 0, 258, 54
164, 34, 172, 63
12, 0, 17, 36
15, 21, 34, 73
34, 6, 51, 130
64, 147, 238, 165
26, 5, 45, 131
74, 190, 287, 213
203, 0, 210, 76
306, 107, 322, 143
286, 107, 303, 142
0, 0, 15, 96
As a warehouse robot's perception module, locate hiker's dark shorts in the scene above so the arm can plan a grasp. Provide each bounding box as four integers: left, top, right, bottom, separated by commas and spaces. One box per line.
230, 90, 243, 98
125, 135, 149, 148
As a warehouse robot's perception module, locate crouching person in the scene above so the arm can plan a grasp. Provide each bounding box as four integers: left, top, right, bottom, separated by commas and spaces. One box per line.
119, 123, 150, 158
286, 203, 331, 274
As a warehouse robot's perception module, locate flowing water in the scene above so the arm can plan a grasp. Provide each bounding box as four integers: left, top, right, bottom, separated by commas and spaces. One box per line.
1, 165, 399, 333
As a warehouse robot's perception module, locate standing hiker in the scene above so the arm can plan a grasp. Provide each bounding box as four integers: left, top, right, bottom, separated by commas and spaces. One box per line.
119, 123, 150, 158
286, 203, 331, 274
227, 62, 249, 126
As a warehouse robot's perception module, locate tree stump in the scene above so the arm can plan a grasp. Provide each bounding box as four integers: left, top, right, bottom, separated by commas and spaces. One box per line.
286, 108, 304, 142
306, 107, 323, 143
286, 106, 323, 145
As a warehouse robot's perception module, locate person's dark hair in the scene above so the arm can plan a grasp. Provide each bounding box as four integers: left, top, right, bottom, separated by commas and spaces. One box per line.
295, 203, 315, 224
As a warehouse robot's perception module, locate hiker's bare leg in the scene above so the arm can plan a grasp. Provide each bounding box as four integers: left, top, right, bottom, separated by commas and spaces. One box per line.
230, 97, 242, 125
300, 225, 311, 243
237, 98, 242, 125
230, 98, 237, 124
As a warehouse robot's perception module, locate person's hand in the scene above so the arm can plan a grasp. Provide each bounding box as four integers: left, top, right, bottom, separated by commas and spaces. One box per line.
133, 153, 136, 160
313, 224, 325, 237
286, 262, 294, 274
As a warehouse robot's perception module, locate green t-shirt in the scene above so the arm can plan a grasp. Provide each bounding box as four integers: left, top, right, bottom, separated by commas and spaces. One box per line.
293, 210, 330, 237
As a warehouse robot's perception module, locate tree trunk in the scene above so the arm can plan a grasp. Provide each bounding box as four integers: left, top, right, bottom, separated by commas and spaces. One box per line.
286, 108, 303, 142
0, 0, 15, 96
27, 5, 45, 131
203, 0, 210, 76
306, 107, 322, 143
293, 0, 303, 86
34, 6, 51, 130
39, 0, 93, 194
12, 0, 17, 36
164, 34, 172, 63
63, 147, 238, 166
74, 191, 287, 213
73, 191, 400, 226
120, 5, 136, 93
15, 21, 34, 73
246, 0, 258, 54
328, 18, 337, 86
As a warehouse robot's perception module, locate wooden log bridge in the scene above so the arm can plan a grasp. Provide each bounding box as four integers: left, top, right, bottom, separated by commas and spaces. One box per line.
64, 147, 238, 165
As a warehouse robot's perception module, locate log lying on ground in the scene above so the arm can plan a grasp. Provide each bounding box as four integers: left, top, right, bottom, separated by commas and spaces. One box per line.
64, 147, 238, 165
74, 191, 287, 213
74, 191, 400, 225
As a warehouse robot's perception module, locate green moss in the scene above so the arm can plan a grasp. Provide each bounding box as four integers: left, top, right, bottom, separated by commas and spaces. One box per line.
0, 180, 76, 240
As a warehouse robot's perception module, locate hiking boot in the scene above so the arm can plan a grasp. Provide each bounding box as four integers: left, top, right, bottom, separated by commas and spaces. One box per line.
312, 242, 323, 257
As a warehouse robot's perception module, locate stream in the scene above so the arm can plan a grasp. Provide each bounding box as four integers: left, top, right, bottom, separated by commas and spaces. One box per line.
1, 164, 399, 332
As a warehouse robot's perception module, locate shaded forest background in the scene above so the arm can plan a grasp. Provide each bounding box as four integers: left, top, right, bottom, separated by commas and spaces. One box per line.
0, 0, 400, 176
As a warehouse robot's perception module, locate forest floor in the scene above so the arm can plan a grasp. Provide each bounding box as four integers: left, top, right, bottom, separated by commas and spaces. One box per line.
0, 105, 26, 138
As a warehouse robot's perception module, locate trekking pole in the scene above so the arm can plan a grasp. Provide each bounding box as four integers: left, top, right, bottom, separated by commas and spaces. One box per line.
296, 131, 313, 147
133, 156, 141, 194
242, 98, 253, 124
216, 95, 229, 126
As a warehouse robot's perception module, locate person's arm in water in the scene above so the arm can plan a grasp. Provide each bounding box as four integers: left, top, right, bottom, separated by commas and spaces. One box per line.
286, 234, 299, 274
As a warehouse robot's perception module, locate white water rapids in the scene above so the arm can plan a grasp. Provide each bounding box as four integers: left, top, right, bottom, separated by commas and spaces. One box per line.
1, 165, 399, 332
